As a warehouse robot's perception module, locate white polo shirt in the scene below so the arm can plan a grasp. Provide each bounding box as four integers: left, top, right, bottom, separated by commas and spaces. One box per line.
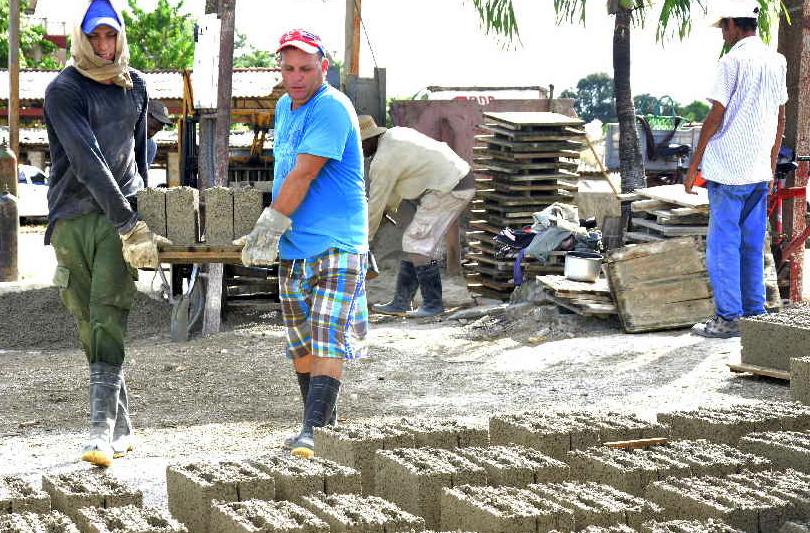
702, 36, 788, 185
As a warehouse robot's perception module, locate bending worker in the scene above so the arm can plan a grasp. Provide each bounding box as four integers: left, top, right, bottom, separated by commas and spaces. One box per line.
44, 0, 169, 467
361, 116, 474, 318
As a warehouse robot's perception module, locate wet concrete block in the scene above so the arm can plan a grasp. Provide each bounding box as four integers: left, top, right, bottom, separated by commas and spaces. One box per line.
250, 450, 361, 503
456, 445, 569, 488
490, 411, 667, 459
166, 186, 199, 245
42, 471, 142, 527
314, 423, 414, 494
375, 447, 486, 529
791, 357, 810, 406
0, 511, 79, 533
233, 188, 264, 241
77, 505, 187, 533
301, 492, 425, 532
209, 499, 328, 533
203, 187, 234, 245
0, 476, 50, 514
567, 440, 771, 495
528, 481, 663, 530
781, 521, 810, 533
739, 431, 810, 473
136, 188, 168, 238
551, 527, 635, 533
166, 461, 275, 533
640, 519, 743, 532
741, 304, 810, 371
440, 484, 575, 533
658, 401, 810, 445
392, 418, 489, 449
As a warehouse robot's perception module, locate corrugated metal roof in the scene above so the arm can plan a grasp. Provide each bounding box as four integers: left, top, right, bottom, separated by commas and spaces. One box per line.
0, 68, 283, 102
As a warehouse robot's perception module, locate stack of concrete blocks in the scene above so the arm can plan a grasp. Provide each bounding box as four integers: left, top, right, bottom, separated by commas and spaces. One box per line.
566, 440, 772, 495
782, 521, 810, 533
209, 500, 329, 533
658, 401, 810, 445
792, 357, 810, 406
740, 304, 810, 371
165, 461, 275, 533
233, 188, 264, 240
300, 492, 425, 532
135, 188, 168, 239
0, 511, 79, 533
165, 187, 199, 245
202, 187, 265, 245
490, 411, 668, 458
640, 519, 743, 532
374, 447, 487, 529
314, 423, 414, 494
645, 469, 810, 531
455, 445, 570, 487
76, 506, 187, 533
0, 476, 50, 514
392, 418, 490, 449
249, 450, 361, 502
739, 431, 810, 473
42, 471, 143, 528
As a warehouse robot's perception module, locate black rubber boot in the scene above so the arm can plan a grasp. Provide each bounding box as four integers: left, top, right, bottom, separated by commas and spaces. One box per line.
407, 262, 444, 318
373, 260, 418, 316
111, 373, 133, 458
291, 375, 341, 458
81, 361, 122, 467
284, 372, 336, 449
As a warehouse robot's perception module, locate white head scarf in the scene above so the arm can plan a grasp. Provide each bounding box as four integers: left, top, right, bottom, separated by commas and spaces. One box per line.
68, 1, 133, 89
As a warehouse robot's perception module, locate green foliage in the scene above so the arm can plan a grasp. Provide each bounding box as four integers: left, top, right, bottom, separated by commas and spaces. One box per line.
561, 73, 617, 123
123, 0, 195, 71
233, 32, 276, 68
0, 0, 59, 69
677, 100, 710, 122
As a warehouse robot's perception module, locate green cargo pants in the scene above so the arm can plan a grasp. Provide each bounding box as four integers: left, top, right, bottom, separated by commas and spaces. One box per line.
51, 213, 136, 365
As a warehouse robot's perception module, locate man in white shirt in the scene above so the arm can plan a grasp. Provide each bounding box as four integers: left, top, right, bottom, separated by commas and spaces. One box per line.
684, 0, 787, 338
360, 115, 474, 318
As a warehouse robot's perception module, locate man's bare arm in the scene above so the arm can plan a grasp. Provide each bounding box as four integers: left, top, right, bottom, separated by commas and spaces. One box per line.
684, 100, 726, 194
771, 105, 786, 176
272, 153, 329, 216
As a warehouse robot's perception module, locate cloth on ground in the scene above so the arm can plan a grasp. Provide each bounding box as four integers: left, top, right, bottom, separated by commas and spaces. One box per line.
525, 203, 586, 262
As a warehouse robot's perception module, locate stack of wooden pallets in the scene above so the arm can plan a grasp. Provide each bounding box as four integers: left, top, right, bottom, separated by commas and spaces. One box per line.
464, 112, 585, 300
535, 275, 617, 317
625, 185, 709, 244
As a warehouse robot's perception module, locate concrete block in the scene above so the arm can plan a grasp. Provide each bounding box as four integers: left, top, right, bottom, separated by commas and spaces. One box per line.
209, 499, 328, 533
42, 471, 142, 527
374, 447, 486, 529
490, 411, 667, 458
456, 445, 569, 487
392, 418, 489, 449
741, 304, 810, 371
658, 401, 810, 445
528, 481, 663, 530
250, 450, 360, 503
136, 188, 168, 238
739, 431, 810, 473
233, 188, 264, 240
781, 521, 810, 533
166, 461, 275, 533
166, 186, 199, 245
0, 512, 79, 533
203, 187, 234, 245
566, 440, 771, 495
77, 505, 187, 533
0, 476, 50, 514
439, 484, 575, 533
301, 492, 425, 532
791, 357, 810, 406
640, 519, 743, 532
551, 527, 636, 533
314, 423, 414, 494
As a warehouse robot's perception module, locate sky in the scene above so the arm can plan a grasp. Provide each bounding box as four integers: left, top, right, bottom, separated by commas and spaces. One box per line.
32, 0, 781, 105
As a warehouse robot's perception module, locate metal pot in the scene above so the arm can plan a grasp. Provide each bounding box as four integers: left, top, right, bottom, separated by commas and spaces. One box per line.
564, 251, 603, 283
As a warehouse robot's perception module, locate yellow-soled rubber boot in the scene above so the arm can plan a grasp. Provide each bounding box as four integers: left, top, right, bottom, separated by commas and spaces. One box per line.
80, 440, 114, 467
111, 376, 134, 459
290, 435, 315, 459
80, 362, 122, 468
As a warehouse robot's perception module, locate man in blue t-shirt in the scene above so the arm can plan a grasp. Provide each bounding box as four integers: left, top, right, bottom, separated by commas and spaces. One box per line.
235, 29, 368, 458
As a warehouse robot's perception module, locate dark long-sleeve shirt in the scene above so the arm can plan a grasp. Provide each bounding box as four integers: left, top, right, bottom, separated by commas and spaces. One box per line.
44, 66, 148, 243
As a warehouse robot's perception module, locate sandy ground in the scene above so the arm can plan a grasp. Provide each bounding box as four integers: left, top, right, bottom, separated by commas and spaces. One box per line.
0, 226, 801, 508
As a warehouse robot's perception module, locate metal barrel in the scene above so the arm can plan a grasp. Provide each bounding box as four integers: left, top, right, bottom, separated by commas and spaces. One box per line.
0, 190, 19, 281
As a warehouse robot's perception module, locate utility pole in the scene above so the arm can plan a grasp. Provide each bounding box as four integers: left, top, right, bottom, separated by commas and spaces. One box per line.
344, 0, 361, 77
9, 0, 21, 158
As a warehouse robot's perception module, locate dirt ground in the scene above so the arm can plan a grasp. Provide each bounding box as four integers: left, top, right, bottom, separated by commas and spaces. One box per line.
0, 226, 798, 508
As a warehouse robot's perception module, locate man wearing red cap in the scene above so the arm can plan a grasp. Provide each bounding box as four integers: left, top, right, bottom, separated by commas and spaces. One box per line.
235, 29, 368, 458
44, 0, 170, 467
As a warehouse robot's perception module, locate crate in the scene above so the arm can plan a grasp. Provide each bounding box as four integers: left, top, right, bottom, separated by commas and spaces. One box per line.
605, 123, 701, 172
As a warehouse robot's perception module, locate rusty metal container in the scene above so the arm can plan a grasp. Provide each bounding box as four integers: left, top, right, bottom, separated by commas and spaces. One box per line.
0, 189, 19, 281
0, 140, 18, 197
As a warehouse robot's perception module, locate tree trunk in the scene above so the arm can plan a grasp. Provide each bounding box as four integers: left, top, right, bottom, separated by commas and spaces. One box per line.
613, 8, 645, 193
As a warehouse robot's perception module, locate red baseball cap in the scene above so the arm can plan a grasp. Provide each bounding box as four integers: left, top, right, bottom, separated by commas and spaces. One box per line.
276, 29, 325, 55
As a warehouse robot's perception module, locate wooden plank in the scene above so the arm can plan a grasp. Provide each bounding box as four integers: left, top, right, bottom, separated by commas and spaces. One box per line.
631, 217, 708, 236
543, 291, 617, 316
483, 111, 585, 128
606, 237, 703, 263
159, 244, 243, 264
604, 438, 669, 449
624, 231, 665, 243
630, 199, 668, 213
635, 184, 709, 208
482, 136, 584, 152
479, 124, 586, 140
727, 362, 791, 381
537, 275, 611, 295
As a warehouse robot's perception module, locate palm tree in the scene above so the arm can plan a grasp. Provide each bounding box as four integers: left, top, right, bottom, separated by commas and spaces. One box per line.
470, 0, 785, 194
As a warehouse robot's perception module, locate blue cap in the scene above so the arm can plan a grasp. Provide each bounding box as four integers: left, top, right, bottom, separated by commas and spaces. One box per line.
81, 0, 122, 34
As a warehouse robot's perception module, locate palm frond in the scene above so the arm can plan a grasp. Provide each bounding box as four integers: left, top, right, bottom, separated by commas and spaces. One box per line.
553, 0, 588, 25
468, 0, 520, 42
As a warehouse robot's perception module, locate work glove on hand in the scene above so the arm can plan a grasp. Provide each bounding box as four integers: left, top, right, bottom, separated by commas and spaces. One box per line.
120, 221, 172, 269
233, 207, 292, 266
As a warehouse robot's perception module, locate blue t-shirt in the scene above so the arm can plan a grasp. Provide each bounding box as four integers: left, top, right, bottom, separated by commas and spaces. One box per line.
273, 84, 369, 259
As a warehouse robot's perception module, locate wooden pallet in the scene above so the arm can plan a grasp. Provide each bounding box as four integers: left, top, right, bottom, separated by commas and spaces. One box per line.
727, 362, 790, 381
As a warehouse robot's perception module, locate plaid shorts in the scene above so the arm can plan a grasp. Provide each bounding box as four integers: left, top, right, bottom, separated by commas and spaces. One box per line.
278, 248, 369, 360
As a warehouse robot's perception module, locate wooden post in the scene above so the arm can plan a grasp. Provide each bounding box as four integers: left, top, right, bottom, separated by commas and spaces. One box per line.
344, 0, 361, 76
8, 0, 20, 158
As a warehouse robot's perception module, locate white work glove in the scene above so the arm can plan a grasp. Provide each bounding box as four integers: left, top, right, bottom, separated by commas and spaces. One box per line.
233, 207, 292, 266
120, 220, 172, 269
